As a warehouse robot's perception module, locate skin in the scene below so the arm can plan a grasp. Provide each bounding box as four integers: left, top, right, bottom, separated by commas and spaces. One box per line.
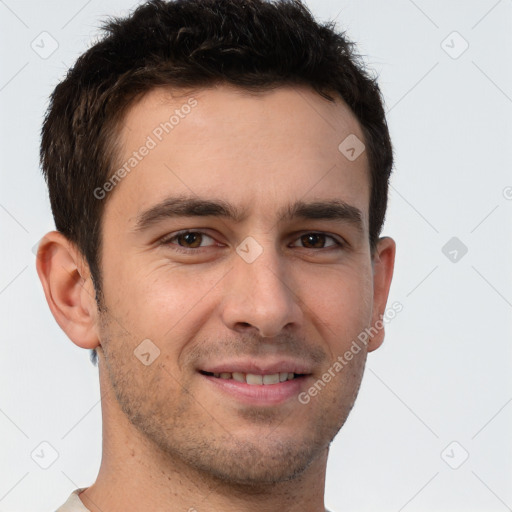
37, 84, 395, 512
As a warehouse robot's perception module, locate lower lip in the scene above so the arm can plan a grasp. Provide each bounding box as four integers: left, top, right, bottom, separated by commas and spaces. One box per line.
200, 373, 308, 405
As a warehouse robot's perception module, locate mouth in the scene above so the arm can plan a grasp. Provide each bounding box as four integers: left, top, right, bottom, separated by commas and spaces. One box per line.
198, 370, 308, 385
198, 369, 312, 405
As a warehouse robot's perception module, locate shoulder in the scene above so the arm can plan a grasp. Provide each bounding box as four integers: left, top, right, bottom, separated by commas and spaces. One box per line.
55, 487, 90, 512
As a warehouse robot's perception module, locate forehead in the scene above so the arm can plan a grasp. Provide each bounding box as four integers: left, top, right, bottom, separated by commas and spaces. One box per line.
107, 84, 370, 229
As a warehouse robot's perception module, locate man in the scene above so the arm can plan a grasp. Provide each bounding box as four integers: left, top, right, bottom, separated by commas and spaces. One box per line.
36, 0, 396, 510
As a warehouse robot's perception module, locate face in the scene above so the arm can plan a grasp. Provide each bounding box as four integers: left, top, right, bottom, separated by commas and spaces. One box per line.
94, 84, 391, 485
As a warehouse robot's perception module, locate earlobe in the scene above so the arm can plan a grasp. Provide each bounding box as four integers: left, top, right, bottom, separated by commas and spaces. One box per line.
367, 236, 396, 352
35, 231, 100, 350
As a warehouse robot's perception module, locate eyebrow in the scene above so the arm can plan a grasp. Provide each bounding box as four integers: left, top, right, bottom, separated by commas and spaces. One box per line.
132, 195, 365, 235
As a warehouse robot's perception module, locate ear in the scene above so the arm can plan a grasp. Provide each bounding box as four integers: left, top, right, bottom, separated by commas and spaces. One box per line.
35, 230, 100, 350
367, 236, 396, 352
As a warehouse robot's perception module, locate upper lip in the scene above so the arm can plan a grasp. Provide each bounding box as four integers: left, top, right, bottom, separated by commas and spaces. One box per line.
199, 359, 313, 375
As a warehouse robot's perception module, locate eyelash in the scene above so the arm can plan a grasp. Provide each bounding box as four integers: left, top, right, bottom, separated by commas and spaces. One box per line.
160, 230, 344, 254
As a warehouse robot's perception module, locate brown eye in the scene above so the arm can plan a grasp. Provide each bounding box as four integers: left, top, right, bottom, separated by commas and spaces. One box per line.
301, 233, 325, 249
162, 231, 217, 250
292, 232, 340, 249
176, 232, 203, 248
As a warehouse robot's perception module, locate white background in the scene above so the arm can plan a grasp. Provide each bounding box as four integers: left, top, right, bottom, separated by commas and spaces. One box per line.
0, 1, 511, 511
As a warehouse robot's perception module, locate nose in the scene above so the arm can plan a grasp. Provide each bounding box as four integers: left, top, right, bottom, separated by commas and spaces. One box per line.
219, 242, 303, 338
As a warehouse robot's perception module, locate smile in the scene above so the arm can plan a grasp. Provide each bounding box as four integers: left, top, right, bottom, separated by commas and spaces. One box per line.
199, 370, 305, 385
198, 370, 311, 405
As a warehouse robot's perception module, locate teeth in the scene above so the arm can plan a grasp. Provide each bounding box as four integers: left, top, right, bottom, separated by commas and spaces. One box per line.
263, 373, 280, 385
246, 373, 263, 385
208, 371, 298, 385
232, 372, 245, 383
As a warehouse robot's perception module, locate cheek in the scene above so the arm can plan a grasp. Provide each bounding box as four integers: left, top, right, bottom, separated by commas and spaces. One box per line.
106, 262, 225, 348
297, 263, 374, 332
